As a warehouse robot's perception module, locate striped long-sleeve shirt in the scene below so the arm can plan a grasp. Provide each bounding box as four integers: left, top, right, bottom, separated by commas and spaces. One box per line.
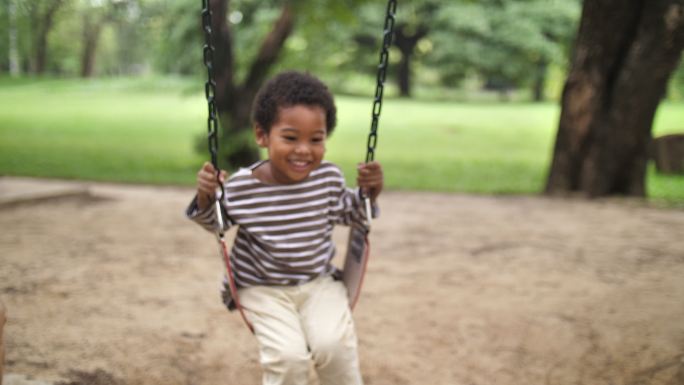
187, 160, 375, 288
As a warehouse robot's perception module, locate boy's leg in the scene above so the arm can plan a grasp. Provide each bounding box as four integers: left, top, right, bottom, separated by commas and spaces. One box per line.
300, 276, 363, 385
239, 286, 311, 385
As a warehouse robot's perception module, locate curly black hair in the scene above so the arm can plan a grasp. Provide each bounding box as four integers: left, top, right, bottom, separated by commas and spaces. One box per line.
251, 71, 337, 135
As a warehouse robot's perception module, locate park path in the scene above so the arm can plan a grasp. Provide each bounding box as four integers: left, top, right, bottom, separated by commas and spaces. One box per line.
1, 177, 683, 385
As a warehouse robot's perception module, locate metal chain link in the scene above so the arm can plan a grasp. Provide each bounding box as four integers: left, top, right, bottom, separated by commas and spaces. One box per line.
200, 0, 224, 202
366, 0, 397, 163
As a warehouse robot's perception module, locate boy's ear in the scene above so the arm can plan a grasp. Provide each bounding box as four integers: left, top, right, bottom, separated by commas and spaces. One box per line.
254, 125, 268, 147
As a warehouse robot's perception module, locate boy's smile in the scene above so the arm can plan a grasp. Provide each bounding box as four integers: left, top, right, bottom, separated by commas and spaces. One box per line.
254, 105, 327, 184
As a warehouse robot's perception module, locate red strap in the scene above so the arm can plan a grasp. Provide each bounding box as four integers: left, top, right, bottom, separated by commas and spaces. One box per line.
219, 238, 254, 333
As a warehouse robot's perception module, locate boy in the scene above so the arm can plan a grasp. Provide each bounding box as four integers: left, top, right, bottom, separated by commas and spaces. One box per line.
187, 71, 383, 385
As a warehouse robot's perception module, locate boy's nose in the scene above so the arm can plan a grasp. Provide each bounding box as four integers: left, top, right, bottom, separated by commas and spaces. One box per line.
294, 143, 310, 155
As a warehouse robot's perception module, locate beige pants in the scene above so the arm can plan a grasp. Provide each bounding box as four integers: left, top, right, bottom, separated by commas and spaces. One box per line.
239, 275, 363, 385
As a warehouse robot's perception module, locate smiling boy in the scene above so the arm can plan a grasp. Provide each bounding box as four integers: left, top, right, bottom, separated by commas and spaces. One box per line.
188, 71, 383, 385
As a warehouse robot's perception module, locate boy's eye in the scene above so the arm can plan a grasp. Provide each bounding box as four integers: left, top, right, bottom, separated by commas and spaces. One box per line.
283, 136, 297, 141
311, 137, 324, 143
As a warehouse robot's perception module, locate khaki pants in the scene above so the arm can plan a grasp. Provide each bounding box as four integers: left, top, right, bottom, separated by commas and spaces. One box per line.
239, 275, 363, 385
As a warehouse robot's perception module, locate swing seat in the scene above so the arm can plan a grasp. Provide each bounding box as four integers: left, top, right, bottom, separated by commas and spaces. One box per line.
341, 223, 371, 310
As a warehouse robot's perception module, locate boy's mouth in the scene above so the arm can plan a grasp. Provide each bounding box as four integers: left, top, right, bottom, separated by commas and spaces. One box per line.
289, 159, 312, 171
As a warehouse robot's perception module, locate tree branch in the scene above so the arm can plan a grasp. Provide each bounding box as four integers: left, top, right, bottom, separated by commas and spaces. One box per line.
240, 3, 295, 102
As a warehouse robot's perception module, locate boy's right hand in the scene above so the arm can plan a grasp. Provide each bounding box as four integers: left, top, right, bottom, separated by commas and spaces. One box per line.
196, 162, 227, 210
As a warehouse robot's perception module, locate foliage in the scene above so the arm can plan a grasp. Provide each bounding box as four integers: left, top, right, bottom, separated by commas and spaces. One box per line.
427, 0, 581, 96
151, 0, 201, 75
0, 0, 161, 76
0, 0, 68, 73
0, 0, 585, 100
273, 0, 385, 94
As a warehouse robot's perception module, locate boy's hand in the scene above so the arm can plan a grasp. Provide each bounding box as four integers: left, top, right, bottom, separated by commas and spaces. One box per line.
357, 161, 384, 202
196, 161, 227, 210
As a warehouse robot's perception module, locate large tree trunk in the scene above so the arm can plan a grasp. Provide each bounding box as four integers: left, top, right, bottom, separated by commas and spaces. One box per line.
209, 0, 294, 168
394, 23, 428, 98
31, 0, 64, 74
545, 0, 684, 197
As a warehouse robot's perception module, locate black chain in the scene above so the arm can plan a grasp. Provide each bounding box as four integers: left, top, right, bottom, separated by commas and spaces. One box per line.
200, 0, 224, 200
366, 0, 397, 163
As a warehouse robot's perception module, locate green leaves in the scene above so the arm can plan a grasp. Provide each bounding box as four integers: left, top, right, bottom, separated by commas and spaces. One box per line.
427, 0, 580, 97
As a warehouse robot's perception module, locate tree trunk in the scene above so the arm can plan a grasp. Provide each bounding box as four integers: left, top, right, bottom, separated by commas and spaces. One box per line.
32, 0, 64, 74
80, 16, 103, 78
545, 0, 684, 198
397, 50, 411, 97
210, 0, 295, 169
394, 24, 428, 98
8, 0, 20, 76
532, 58, 548, 102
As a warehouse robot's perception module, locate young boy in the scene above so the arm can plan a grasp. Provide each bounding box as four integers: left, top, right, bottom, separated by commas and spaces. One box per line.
187, 71, 383, 385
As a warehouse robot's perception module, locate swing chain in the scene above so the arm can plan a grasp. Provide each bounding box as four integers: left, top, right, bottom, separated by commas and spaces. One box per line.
201, 0, 228, 215
201, 0, 221, 178
201, 0, 227, 235
366, 0, 397, 163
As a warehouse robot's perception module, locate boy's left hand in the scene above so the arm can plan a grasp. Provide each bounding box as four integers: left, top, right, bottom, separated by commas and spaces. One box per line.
357, 161, 384, 202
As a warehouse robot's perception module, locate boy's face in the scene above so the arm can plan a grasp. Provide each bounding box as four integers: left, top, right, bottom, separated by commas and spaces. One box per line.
255, 104, 327, 184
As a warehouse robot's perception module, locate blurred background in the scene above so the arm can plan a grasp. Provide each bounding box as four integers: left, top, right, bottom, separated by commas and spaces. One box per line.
0, 0, 682, 204
2, 3, 684, 384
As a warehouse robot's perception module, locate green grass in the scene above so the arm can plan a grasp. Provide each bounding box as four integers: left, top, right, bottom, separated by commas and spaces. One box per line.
0, 76, 205, 185
330, 98, 560, 195
1, 76, 683, 205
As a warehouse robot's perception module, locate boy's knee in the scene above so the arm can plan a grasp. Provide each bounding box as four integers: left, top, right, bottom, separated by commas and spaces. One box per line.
263, 345, 310, 379
309, 334, 351, 367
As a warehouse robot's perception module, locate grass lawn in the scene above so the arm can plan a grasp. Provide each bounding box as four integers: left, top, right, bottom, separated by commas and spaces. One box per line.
1, 76, 682, 204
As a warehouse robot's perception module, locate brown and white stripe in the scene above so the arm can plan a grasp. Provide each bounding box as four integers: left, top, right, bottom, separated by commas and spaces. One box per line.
187, 161, 371, 287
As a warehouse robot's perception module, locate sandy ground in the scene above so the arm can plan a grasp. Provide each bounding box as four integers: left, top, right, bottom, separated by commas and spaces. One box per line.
1, 177, 684, 385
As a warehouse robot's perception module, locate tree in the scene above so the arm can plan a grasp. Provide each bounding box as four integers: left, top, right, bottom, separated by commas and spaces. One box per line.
8, 0, 20, 75
545, 0, 684, 197
78, 0, 134, 77
350, 0, 437, 98
154, 0, 202, 75
393, 2, 436, 97
207, 0, 295, 167
428, 0, 579, 100
27, 0, 67, 74
79, 3, 107, 78
205, 0, 365, 168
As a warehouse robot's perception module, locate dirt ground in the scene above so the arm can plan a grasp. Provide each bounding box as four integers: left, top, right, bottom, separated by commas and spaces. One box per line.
1, 177, 683, 385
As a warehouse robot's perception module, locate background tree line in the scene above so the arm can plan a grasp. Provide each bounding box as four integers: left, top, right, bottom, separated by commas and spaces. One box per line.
3, 0, 683, 99
3, 0, 682, 102
0, 0, 586, 96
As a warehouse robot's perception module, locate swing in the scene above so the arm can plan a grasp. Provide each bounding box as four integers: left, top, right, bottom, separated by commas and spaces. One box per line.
200, 0, 397, 332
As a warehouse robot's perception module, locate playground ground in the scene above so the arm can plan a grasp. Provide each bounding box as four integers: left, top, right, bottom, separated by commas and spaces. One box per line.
1, 177, 683, 385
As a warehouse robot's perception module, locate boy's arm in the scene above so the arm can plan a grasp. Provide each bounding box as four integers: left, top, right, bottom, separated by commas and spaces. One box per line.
356, 161, 384, 203
332, 162, 383, 228
186, 161, 231, 233
333, 188, 380, 229
185, 194, 231, 233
